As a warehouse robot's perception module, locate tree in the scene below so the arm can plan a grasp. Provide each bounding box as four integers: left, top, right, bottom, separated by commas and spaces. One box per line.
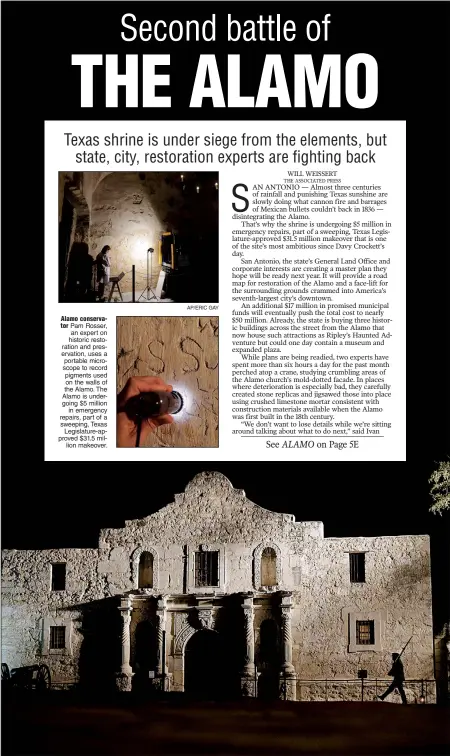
429, 460, 450, 514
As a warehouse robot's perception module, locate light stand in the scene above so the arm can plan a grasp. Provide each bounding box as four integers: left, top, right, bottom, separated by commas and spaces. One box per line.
138, 247, 159, 302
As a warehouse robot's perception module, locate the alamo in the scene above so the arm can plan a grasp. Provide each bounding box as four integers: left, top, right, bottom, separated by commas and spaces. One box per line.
1, 472, 435, 702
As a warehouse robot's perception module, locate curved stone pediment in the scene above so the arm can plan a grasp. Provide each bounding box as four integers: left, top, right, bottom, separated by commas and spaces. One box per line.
100, 472, 316, 549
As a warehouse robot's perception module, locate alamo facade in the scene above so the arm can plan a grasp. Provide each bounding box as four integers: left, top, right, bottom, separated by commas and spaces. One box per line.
1, 472, 435, 702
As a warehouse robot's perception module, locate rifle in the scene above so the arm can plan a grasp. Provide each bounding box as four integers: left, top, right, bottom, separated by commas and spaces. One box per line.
387, 636, 413, 678
397, 636, 413, 661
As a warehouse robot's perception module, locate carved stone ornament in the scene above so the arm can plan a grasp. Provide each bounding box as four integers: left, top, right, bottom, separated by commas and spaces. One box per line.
197, 609, 214, 630
174, 618, 196, 655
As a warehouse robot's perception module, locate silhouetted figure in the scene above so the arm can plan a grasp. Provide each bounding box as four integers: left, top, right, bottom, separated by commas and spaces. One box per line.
65, 242, 94, 301
96, 245, 111, 301
378, 653, 407, 704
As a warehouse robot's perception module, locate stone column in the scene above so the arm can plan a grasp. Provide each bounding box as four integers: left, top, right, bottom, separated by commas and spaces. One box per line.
156, 596, 168, 688
241, 593, 257, 697
279, 592, 296, 700
116, 596, 133, 691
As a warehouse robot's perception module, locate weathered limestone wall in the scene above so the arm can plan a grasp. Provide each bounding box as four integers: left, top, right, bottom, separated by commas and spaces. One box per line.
97, 472, 433, 682
1, 473, 435, 697
90, 172, 187, 293
1, 548, 101, 680
99, 472, 319, 593
59, 171, 112, 220
291, 534, 433, 683
81, 172, 113, 211
117, 318, 219, 447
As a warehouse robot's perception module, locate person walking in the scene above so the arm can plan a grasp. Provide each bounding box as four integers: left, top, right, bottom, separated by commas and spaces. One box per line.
378, 652, 407, 704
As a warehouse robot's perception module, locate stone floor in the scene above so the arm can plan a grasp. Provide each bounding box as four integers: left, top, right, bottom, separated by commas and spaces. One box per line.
3, 696, 449, 755
104, 290, 174, 303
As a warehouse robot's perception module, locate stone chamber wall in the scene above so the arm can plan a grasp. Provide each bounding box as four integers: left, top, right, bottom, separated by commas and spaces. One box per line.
116, 317, 219, 447
1, 474, 437, 701
90, 172, 167, 294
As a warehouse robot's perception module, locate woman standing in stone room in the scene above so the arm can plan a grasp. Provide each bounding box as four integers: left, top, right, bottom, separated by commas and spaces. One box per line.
96, 245, 111, 302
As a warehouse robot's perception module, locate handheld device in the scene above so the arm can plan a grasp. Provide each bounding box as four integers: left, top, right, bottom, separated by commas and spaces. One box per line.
126, 390, 184, 422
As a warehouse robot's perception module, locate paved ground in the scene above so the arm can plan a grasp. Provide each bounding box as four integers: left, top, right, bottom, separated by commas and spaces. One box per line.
3, 695, 449, 755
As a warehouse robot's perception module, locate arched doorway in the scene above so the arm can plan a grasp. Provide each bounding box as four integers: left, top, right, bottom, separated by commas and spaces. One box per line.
257, 619, 281, 700
133, 621, 157, 694
184, 630, 225, 700
134, 621, 157, 673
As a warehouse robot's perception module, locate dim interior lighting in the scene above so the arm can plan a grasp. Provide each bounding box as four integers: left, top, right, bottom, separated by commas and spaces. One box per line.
133, 237, 150, 262
196, 185, 200, 193
215, 182, 218, 190
418, 694, 425, 704
180, 174, 184, 181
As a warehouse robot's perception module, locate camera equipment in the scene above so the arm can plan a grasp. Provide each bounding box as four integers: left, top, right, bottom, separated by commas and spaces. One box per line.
125, 390, 184, 447
126, 390, 183, 420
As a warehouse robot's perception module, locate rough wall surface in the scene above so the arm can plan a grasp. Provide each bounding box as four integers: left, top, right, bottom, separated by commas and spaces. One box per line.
90, 172, 174, 293
117, 318, 219, 447
1, 548, 101, 680
1, 473, 434, 700
59, 172, 112, 219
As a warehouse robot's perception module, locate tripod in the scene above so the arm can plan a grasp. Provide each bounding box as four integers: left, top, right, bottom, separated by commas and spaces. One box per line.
138, 248, 159, 302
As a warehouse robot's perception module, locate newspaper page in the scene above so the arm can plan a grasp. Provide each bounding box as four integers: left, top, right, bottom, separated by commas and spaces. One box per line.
45, 119, 405, 461
2, 2, 450, 754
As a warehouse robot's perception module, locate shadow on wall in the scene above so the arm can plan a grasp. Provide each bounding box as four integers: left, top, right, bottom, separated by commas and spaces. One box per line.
434, 630, 450, 703
257, 619, 282, 700
383, 552, 431, 598
65, 242, 95, 302
132, 621, 158, 696
78, 600, 121, 694
212, 602, 243, 700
